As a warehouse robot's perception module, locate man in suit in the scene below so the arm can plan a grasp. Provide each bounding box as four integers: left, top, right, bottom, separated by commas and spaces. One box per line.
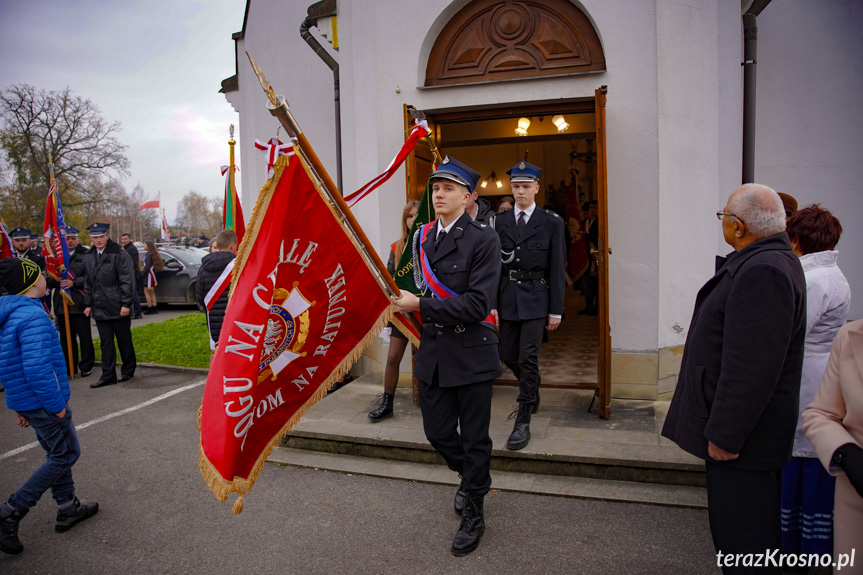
492, 161, 566, 451
580, 200, 599, 315
46, 227, 95, 377
82, 223, 137, 388
662, 184, 806, 573
394, 156, 501, 557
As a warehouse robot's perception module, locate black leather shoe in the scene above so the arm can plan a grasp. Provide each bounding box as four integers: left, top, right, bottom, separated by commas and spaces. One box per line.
118, 374, 134, 383
367, 393, 394, 423
80, 370, 91, 378
451, 492, 484, 557
506, 404, 532, 451
89, 379, 117, 388
532, 389, 540, 414
55, 498, 98, 532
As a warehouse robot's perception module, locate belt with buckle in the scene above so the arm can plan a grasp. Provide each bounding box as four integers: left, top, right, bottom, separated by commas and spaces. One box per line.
433, 323, 466, 333
508, 270, 546, 281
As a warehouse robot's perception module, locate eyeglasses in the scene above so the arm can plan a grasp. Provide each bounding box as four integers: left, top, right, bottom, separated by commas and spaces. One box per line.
716, 211, 745, 225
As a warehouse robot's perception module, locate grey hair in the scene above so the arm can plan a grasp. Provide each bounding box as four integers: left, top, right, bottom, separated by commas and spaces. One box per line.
728, 184, 786, 237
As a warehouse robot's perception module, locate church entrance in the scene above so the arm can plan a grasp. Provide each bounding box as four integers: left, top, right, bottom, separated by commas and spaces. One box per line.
404, 92, 611, 417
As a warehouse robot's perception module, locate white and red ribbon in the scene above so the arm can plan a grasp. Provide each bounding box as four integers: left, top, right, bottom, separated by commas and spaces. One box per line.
254, 138, 294, 178
343, 121, 430, 207
204, 258, 235, 350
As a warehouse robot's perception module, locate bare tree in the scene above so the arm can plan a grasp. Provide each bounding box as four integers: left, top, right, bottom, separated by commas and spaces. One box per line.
0, 84, 131, 229
176, 191, 221, 237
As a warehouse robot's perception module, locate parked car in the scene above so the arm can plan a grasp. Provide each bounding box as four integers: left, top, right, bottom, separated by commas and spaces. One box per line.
138, 245, 206, 305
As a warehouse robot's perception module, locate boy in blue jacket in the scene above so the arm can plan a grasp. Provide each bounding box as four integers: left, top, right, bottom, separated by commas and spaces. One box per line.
0, 257, 98, 555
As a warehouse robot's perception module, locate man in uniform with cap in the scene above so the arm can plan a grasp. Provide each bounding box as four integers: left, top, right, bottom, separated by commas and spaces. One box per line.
393, 155, 501, 557
46, 227, 95, 377
9, 228, 45, 271
82, 222, 137, 388
492, 161, 566, 451
28, 234, 39, 254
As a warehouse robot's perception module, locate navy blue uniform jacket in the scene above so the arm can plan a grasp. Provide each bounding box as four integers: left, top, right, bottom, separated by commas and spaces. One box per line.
661, 233, 806, 470
414, 211, 502, 388
496, 207, 566, 320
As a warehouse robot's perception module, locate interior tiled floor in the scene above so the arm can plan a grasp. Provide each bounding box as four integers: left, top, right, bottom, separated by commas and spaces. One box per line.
497, 286, 599, 387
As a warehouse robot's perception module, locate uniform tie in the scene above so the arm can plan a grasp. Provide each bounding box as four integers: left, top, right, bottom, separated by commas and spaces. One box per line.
435, 229, 447, 248
517, 211, 526, 234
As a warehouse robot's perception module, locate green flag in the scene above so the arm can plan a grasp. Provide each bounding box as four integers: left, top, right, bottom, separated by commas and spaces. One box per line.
393, 179, 435, 294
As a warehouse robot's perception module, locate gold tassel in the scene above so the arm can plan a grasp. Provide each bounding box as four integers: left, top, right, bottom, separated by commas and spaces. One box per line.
232, 495, 244, 515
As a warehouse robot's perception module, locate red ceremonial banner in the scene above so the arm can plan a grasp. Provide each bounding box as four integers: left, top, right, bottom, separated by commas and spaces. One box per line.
199, 152, 393, 513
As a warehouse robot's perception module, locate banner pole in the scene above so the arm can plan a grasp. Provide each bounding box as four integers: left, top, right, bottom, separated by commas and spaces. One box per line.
48, 150, 75, 377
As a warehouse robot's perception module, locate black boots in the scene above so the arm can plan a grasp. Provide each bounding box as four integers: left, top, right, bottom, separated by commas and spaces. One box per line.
55, 498, 99, 532
367, 393, 394, 422
454, 484, 466, 516
451, 492, 484, 557
506, 403, 532, 451
0, 504, 27, 555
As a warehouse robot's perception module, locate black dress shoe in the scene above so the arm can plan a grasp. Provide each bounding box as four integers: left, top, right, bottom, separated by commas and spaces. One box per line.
80, 370, 92, 378
90, 379, 117, 388
451, 493, 485, 557
118, 374, 134, 383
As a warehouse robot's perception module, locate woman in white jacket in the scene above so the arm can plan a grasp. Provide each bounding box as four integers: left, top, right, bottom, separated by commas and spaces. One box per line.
780, 204, 851, 559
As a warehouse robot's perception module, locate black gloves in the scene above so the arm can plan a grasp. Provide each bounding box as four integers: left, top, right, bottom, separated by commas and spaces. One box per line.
832, 442, 863, 498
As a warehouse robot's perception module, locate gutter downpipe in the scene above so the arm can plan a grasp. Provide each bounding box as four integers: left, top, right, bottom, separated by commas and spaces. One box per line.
300, 5, 343, 195
742, 12, 757, 184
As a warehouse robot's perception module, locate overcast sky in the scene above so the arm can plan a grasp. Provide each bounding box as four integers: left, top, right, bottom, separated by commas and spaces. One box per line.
0, 0, 245, 223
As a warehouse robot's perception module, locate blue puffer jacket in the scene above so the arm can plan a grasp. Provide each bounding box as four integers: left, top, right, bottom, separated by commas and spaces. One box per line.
0, 295, 70, 413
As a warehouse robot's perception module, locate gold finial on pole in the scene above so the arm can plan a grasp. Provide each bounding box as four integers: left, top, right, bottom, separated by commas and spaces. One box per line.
48, 148, 55, 183
228, 125, 236, 168
245, 51, 280, 108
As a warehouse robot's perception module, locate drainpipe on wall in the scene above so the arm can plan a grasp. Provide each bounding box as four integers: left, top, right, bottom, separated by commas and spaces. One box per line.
300, 0, 343, 195
741, 0, 771, 184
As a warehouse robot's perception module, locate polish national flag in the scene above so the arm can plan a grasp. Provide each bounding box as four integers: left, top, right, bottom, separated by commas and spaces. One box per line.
139, 198, 160, 210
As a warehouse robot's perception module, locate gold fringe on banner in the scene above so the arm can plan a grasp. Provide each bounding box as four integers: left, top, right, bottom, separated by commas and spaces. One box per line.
197, 149, 395, 514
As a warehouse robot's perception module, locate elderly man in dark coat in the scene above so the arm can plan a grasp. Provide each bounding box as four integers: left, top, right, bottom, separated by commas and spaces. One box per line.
662, 184, 806, 573
82, 223, 137, 388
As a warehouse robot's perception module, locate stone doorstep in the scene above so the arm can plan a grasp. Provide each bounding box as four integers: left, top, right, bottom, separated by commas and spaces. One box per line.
269, 447, 708, 510
277, 375, 706, 489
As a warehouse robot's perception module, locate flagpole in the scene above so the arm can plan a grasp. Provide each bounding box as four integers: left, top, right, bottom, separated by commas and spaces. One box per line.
48, 150, 75, 377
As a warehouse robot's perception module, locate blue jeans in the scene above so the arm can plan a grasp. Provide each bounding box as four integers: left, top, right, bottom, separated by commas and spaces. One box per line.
8, 404, 80, 511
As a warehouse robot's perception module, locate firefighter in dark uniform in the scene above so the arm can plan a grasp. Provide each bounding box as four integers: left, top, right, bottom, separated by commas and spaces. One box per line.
47, 227, 95, 377
492, 161, 566, 451
393, 156, 501, 557
9, 228, 46, 271
82, 222, 137, 388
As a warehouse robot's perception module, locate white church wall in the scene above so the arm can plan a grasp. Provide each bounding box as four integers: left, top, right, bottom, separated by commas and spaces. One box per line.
756, 0, 863, 321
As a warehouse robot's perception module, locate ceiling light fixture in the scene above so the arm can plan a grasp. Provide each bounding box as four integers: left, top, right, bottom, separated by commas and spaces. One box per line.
515, 117, 530, 136
552, 115, 570, 133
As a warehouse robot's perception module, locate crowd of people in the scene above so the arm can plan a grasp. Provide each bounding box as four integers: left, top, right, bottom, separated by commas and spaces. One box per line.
1, 163, 859, 565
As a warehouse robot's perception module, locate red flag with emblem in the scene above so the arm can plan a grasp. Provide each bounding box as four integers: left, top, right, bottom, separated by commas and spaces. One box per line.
199, 151, 393, 513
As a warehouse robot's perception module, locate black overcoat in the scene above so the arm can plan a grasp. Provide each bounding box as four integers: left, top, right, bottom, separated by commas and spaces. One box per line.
82, 239, 136, 321
414, 211, 502, 387
661, 233, 806, 470
47, 244, 88, 314
495, 207, 566, 320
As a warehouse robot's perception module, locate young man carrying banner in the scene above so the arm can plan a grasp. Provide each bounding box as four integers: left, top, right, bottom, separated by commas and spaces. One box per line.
393, 156, 501, 557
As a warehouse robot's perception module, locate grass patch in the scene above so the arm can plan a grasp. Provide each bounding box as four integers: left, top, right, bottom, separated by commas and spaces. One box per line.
95, 312, 211, 369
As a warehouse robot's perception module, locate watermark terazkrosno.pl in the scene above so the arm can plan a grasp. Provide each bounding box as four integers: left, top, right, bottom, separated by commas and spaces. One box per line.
717, 549, 856, 571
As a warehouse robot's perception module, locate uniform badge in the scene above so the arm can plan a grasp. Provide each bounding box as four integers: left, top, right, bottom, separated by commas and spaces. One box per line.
442, 156, 450, 164
518, 161, 526, 170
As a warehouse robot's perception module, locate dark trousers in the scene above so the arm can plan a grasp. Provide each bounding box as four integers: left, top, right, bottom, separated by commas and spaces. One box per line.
95, 317, 136, 382
132, 280, 142, 317
418, 373, 493, 496
499, 317, 546, 407
584, 274, 598, 312
56, 313, 95, 375
706, 462, 783, 574
9, 404, 80, 511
